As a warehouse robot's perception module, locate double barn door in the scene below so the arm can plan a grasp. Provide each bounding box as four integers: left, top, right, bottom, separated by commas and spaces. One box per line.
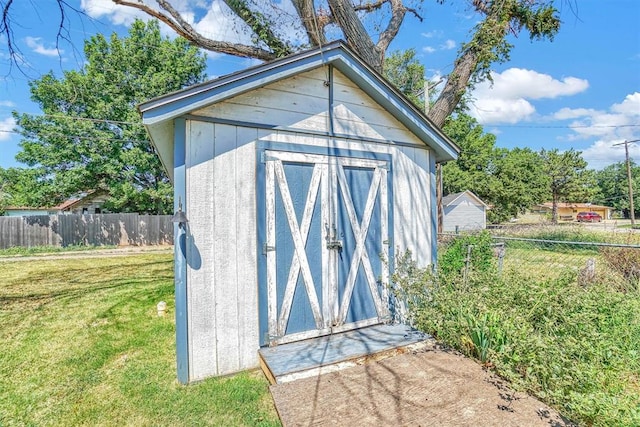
263, 150, 391, 346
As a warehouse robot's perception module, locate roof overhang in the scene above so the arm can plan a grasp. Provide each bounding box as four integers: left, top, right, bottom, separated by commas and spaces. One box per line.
140, 40, 459, 180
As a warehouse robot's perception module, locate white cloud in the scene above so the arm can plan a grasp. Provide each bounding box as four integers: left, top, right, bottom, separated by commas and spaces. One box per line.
422, 39, 456, 54
25, 37, 63, 57
81, 0, 148, 26
553, 107, 598, 120
582, 138, 640, 170
611, 92, 640, 115
553, 92, 640, 169
441, 39, 456, 50
471, 97, 536, 124
552, 93, 639, 143
469, 68, 589, 124
421, 31, 439, 38
0, 101, 15, 108
0, 117, 16, 141
480, 68, 588, 100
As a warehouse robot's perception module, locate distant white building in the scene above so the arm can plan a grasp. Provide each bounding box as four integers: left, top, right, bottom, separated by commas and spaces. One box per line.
442, 190, 488, 232
3, 190, 109, 216
3, 207, 56, 217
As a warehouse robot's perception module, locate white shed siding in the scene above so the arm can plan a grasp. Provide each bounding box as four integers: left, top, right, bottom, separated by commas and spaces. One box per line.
443, 195, 486, 232
391, 146, 433, 266
331, 71, 426, 145
194, 68, 425, 147
185, 120, 259, 380
185, 120, 217, 381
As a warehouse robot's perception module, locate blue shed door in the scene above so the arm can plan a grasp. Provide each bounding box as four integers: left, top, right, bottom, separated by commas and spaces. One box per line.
263, 150, 390, 346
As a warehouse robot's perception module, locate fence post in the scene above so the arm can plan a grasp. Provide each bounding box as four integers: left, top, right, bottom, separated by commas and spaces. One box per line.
463, 244, 474, 284
494, 242, 505, 275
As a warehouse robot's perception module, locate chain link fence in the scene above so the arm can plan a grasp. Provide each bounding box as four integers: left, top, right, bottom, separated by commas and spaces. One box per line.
438, 231, 640, 292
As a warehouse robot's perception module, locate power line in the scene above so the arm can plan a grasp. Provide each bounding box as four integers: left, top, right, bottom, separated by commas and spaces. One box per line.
485, 123, 640, 129
0, 114, 144, 127
0, 129, 150, 145
2, 111, 639, 131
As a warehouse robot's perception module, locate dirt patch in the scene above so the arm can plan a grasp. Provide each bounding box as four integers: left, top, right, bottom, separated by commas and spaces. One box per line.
270, 343, 575, 427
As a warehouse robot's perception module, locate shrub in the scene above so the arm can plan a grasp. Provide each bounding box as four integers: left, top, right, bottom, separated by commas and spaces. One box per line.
600, 247, 640, 292
438, 231, 495, 277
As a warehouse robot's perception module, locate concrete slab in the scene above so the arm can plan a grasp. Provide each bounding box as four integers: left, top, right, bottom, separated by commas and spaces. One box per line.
258, 324, 430, 384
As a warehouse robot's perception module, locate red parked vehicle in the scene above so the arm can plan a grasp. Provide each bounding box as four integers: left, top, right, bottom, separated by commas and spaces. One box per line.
576, 211, 602, 222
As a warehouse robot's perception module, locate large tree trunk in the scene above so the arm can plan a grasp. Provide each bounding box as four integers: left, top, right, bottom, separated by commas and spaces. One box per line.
427, 48, 479, 127
327, 0, 384, 72
291, 0, 327, 47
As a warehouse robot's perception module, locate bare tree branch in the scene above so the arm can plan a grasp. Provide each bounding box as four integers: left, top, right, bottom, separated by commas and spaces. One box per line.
327, 0, 382, 71
353, 0, 387, 12
112, 0, 278, 60
376, 0, 406, 54
1, 0, 19, 75
1, 0, 86, 76
291, 0, 327, 46
222, 0, 291, 56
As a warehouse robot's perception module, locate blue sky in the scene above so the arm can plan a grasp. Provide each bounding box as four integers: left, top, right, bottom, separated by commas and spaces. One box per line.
1, 0, 639, 170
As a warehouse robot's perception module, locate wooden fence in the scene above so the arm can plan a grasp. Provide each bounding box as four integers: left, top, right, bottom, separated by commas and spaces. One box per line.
0, 213, 173, 249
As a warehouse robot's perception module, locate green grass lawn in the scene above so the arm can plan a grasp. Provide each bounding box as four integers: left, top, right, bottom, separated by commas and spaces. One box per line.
0, 252, 280, 427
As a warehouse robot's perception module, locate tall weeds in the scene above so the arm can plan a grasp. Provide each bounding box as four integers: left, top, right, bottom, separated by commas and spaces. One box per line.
394, 232, 640, 426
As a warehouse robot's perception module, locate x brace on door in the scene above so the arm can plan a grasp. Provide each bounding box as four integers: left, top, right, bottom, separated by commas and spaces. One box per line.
265, 150, 390, 345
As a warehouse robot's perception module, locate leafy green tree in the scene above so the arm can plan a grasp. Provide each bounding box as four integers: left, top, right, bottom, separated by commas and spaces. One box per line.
540, 148, 590, 223
384, 49, 427, 110
490, 147, 548, 223
13, 20, 207, 213
595, 161, 640, 218
440, 115, 549, 223
0, 167, 51, 209
442, 114, 498, 191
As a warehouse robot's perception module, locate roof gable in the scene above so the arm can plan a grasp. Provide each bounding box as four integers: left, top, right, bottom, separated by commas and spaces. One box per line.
140, 41, 459, 178
442, 191, 488, 207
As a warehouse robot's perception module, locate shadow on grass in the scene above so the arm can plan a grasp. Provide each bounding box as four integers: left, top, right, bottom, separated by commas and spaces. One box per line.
0, 258, 173, 309
0, 279, 164, 308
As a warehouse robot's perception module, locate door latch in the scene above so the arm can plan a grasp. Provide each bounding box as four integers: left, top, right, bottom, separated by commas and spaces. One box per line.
325, 223, 343, 250
327, 239, 343, 250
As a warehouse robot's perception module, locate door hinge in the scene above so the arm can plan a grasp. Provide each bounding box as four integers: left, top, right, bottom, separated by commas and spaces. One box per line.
262, 243, 276, 255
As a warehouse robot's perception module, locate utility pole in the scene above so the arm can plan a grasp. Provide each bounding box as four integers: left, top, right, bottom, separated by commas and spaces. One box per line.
613, 139, 638, 226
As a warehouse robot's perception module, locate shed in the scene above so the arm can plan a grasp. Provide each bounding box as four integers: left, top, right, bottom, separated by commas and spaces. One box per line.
442, 191, 488, 232
140, 41, 458, 384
